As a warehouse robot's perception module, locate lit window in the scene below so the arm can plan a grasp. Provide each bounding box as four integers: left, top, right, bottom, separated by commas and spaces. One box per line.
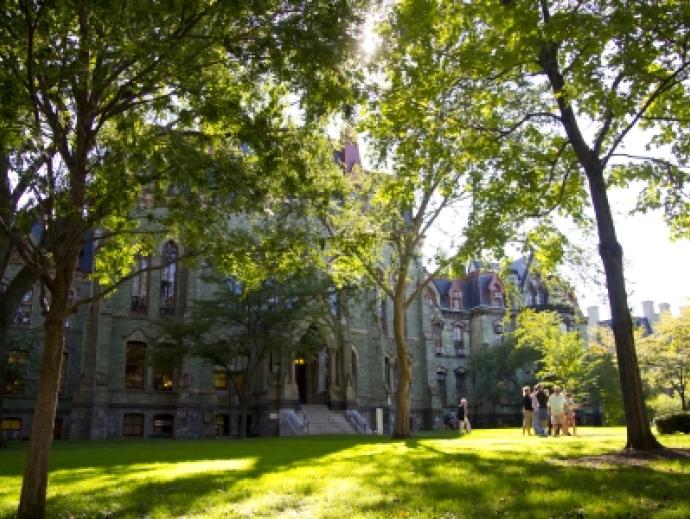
153, 367, 174, 391
131, 255, 150, 314
3, 351, 28, 394
125, 342, 146, 389
160, 241, 178, 315
214, 366, 228, 390
1, 417, 22, 439
122, 413, 144, 437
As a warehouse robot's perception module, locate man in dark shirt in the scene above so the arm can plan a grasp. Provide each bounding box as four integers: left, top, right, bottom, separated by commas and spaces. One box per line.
536, 384, 549, 436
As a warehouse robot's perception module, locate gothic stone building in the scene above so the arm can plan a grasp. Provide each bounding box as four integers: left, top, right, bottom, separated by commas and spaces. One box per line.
2, 248, 516, 439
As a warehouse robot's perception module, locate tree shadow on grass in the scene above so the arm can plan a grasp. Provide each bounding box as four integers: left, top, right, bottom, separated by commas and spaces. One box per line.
0, 435, 386, 518
367, 439, 690, 518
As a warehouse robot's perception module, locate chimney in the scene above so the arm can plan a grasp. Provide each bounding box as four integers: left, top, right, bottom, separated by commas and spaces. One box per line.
659, 302, 671, 316
641, 300, 657, 323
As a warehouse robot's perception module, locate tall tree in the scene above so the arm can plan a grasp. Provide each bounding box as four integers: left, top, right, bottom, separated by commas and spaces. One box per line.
0, 2, 365, 516
638, 307, 690, 411
392, 0, 690, 449
335, 1, 580, 438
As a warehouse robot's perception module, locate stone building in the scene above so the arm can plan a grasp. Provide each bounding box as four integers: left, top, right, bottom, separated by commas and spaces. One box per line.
2, 248, 516, 439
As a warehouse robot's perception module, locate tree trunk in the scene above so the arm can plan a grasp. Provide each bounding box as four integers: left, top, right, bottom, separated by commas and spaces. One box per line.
585, 168, 662, 450
538, 36, 661, 451
17, 312, 66, 518
0, 319, 8, 450
392, 290, 411, 439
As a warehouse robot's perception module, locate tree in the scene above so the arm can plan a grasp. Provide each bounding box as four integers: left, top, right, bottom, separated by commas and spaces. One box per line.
638, 307, 690, 412
336, 1, 579, 438
391, 0, 690, 449
469, 335, 539, 424
0, 2, 365, 516
154, 271, 329, 437
587, 327, 625, 425
514, 309, 589, 394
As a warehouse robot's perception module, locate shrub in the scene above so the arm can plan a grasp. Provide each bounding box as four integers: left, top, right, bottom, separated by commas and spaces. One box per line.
654, 412, 690, 434
647, 393, 683, 420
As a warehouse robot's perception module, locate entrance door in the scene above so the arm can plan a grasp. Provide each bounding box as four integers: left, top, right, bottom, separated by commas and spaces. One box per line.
295, 362, 306, 403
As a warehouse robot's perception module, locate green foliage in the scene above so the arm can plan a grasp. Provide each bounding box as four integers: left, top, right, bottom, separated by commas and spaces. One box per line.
514, 310, 588, 393
647, 393, 684, 420
638, 307, 690, 411
654, 412, 690, 435
469, 336, 540, 412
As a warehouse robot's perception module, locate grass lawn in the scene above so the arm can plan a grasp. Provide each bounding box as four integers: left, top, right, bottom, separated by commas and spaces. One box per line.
1, 427, 689, 518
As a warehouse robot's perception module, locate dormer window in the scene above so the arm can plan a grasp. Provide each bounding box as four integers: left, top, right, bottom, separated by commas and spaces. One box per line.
487, 276, 504, 308
449, 282, 463, 310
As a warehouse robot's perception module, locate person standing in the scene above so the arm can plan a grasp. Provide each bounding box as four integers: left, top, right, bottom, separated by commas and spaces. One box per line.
548, 386, 567, 436
565, 391, 577, 435
458, 398, 471, 434
522, 386, 533, 435
530, 385, 544, 436
536, 384, 549, 436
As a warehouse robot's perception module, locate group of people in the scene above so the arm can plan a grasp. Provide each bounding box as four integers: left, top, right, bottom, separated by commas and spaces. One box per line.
522, 384, 577, 437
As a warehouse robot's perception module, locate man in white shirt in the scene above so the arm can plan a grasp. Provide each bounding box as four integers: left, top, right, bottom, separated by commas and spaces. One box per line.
548, 386, 566, 437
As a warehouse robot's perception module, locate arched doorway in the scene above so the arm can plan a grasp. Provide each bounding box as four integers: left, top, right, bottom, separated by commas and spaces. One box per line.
294, 326, 330, 405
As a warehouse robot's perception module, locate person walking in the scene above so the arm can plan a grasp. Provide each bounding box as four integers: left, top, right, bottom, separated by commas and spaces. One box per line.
521, 386, 533, 435
457, 398, 471, 434
548, 386, 567, 436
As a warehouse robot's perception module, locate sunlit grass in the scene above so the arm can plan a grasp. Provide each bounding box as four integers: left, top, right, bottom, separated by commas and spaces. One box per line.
0, 427, 688, 518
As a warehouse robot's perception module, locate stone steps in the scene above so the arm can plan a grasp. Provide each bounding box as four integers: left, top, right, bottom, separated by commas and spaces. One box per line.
300, 405, 357, 435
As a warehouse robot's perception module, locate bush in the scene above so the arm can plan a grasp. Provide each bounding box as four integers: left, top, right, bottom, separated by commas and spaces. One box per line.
654, 412, 690, 434
647, 393, 683, 420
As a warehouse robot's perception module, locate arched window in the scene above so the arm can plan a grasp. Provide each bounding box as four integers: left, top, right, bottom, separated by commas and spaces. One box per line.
436, 367, 448, 407
454, 368, 466, 399
453, 324, 465, 356
131, 255, 150, 314
125, 342, 146, 389
160, 241, 178, 315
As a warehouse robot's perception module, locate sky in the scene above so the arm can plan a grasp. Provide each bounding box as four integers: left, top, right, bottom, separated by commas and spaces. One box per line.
580, 191, 690, 320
